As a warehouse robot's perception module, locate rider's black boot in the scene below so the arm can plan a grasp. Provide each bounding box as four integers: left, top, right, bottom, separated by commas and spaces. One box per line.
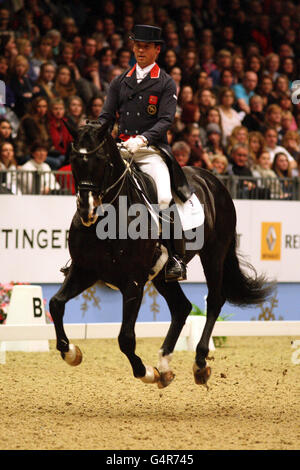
160, 206, 187, 282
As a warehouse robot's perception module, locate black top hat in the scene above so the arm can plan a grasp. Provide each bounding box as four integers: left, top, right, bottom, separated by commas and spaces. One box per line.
129, 25, 164, 44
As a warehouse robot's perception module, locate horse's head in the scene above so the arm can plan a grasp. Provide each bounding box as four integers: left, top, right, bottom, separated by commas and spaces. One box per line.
69, 120, 114, 227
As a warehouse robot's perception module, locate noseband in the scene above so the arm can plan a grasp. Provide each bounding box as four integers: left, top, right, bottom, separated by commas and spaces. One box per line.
72, 135, 134, 204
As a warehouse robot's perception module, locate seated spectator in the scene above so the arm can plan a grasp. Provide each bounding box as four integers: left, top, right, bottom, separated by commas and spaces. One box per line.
248, 54, 264, 81
242, 94, 265, 133
195, 89, 216, 120
20, 142, 60, 195
31, 36, 56, 78
264, 127, 296, 167
181, 103, 201, 127
231, 54, 245, 84
271, 74, 290, 102
48, 98, 74, 169
0, 118, 15, 146
218, 87, 242, 146
278, 94, 298, 129
180, 48, 201, 87
211, 154, 229, 175
178, 85, 194, 109
16, 38, 37, 82
204, 123, 226, 159
233, 71, 258, 114
281, 111, 297, 138
15, 96, 52, 164
227, 126, 249, 157
257, 75, 277, 109
65, 95, 86, 130
248, 131, 265, 166
280, 57, 296, 87
35, 61, 56, 101
227, 143, 258, 198
282, 131, 300, 163
252, 150, 282, 199
169, 66, 182, 97
172, 141, 191, 167
264, 104, 283, 141
53, 65, 78, 102
200, 106, 223, 145
86, 96, 104, 121
98, 47, 114, 84
115, 48, 132, 72
160, 49, 179, 73
263, 53, 280, 82
57, 42, 81, 80
183, 123, 212, 169
210, 49, 232, 87
9, 54, 38, 118
271, 151, 294, 199
0, 141, 19, 194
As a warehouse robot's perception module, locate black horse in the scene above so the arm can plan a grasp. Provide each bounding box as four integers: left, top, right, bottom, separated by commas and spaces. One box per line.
50, 122, 273, 388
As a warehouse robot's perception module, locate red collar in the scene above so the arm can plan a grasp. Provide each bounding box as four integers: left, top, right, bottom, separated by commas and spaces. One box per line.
126, 63, 160, 78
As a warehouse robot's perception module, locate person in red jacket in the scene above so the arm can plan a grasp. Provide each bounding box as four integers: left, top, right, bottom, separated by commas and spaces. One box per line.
48, 97, 74, 169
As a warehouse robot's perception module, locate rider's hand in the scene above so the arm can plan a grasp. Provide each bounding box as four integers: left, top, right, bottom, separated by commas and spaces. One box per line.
123, 136, 147, 154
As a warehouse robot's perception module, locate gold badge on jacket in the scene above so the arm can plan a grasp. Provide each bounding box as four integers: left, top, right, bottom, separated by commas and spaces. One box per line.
147, 104, 157, 115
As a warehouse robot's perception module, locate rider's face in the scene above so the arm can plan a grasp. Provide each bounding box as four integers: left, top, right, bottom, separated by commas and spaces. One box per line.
133, 41, 160, 68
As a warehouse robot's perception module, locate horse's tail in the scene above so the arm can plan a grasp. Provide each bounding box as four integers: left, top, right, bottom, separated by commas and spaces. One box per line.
222, 234, 275, 306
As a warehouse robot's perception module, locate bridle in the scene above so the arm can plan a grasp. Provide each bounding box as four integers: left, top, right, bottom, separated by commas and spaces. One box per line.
72, 135, 134, 205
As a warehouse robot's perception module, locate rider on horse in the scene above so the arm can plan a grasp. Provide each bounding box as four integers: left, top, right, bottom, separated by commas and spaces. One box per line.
98, 24, 192, 282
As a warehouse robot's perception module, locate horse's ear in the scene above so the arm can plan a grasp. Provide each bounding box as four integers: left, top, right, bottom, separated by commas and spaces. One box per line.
62, 119, 78, 140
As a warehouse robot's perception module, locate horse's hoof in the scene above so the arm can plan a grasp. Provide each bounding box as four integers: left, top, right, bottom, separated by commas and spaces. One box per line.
140, 366, 160, 384
157, 370, 175, 389
193, 363, 211, 385
62, 344, 82, 366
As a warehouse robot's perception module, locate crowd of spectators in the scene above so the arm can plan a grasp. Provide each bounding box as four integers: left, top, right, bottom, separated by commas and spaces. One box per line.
0, 0, 300, 198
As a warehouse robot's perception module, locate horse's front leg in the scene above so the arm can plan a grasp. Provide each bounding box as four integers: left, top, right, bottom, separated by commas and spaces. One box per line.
119, 280, 160, 384
49, 264, 97, 365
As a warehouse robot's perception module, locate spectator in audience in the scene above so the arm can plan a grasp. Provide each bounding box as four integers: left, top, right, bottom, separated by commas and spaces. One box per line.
282, 131, 300, 163
218, 87, 242, 147
87, 96, 104, 121
258, 75, 276, 108
233, 71, 258, 114
211, 154, 229, 175
0, 141, 19, 194
48, 98, 73, 169
242, 94, 265, 133
65, 95, 86, 130
20, 141, 60, 195
280, 56, 296, 86
210, 49, 232, 87
9, 54, 38, 118
264, 127, 296, 167
204, 123, 225, 159
264, 104, 283, 140
169, 66, 182, 97
263, 53, 280, 82
195, 88, 215, 121
227, 125, 249, 155
172, 140, 191, 167
271, 151, 294, 199
183, 123, 213, 169
76, 37, 98, 76
252, 150, 282, 199
248, 54, 264, 81
31, 36, 55, 78
15, 96, 52, 165
178, 85, 194, 109
0, 119, 15, 146
16, 38, 37, 82
231, 54, 244, 84
248, 131, 265, 166
115, 48, 132, 72
227, 143, 258, 198
35, 61, 56, 101
53, 64, 78, 102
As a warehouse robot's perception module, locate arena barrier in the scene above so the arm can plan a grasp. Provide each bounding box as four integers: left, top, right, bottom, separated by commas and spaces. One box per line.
0, 320, 299, 343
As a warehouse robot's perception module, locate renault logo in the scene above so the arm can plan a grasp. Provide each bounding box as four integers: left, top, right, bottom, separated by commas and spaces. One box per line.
266, 225, 277, 251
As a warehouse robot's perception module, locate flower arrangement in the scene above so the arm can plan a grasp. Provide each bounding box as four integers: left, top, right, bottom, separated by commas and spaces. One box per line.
0, 282, 25, 324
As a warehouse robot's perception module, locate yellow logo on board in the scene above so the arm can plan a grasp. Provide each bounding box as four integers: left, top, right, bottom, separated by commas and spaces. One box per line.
261, 222, 281, 260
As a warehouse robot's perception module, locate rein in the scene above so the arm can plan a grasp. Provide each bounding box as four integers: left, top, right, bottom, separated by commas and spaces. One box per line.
73, 136, 134, 205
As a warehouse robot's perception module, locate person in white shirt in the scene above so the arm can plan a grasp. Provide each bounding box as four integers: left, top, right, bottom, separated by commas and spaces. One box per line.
0, 141, 19, 194
264, 127, 297, 168
218, 87, 242, 147
20, 142, 60, 194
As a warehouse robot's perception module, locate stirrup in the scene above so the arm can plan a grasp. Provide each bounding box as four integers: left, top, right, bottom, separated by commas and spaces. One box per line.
165, 255, 187, 282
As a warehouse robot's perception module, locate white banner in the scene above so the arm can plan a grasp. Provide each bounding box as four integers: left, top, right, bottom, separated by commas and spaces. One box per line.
0, 196, 300, 283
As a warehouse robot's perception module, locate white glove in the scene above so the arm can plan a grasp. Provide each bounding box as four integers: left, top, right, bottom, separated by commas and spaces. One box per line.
123, 136, 147, 154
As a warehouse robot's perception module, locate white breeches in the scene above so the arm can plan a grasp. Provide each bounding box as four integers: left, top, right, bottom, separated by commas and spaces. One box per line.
121, 146, 172, 209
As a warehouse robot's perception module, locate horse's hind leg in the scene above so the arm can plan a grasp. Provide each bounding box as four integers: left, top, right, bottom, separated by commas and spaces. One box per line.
193, 248, 226, 386
49, 264, 97, 365
152, 276, 192, 388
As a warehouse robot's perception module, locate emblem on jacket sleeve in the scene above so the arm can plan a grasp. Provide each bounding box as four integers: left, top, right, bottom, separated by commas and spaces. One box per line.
147, 104, 157, 115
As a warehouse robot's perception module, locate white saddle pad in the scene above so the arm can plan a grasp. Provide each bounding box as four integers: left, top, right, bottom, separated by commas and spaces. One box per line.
173, 193, 204, 231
